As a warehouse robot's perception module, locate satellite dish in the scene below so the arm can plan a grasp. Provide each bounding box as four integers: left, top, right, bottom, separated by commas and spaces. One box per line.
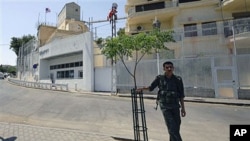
137, 25, 143, 31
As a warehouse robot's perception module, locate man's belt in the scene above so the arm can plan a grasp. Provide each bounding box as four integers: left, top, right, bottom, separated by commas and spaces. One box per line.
159, 91, 177, 98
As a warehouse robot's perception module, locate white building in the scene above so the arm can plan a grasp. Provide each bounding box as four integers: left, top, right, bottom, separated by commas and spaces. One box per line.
17, 2, 98, 92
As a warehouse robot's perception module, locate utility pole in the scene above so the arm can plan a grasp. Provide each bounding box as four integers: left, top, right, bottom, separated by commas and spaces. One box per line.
107, 2, 118, 95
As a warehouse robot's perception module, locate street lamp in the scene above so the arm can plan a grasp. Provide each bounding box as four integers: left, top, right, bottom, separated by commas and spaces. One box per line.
152, 17, 161, 75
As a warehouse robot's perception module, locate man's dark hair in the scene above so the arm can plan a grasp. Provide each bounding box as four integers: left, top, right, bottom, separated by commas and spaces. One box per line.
163, 61, 174, 67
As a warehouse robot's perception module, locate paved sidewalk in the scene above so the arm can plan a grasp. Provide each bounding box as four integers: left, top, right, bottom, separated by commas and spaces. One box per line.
0, 122, 125, 141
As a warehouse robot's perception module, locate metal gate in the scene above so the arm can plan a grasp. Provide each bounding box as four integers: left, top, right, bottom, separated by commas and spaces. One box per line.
212, 56, 238, 98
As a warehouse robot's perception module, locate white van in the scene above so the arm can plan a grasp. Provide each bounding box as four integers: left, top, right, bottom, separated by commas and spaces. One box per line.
0, 72, 4, 79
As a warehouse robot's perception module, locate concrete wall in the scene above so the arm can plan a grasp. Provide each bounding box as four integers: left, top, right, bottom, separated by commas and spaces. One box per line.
238, 89, 250, 100
94, 67, 112, 92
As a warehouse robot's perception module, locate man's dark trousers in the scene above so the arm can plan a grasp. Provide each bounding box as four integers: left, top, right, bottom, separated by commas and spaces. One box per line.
160, 105, 182, 141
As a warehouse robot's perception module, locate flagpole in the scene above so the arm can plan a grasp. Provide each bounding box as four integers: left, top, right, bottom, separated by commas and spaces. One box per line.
38, 13, 40, 25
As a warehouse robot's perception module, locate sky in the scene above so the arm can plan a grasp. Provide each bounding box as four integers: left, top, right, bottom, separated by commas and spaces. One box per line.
0, 0, 127, 66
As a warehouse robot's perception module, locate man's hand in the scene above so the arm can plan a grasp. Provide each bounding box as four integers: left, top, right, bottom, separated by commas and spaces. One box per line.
136, 86, 148, 92
136, 88, 143, 93
181, 108, 186, 117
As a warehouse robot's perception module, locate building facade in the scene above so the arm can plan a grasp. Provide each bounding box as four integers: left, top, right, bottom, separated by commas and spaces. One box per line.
119, 0, 250, 99
125, 0, 250, 57
17, 2, 97, 91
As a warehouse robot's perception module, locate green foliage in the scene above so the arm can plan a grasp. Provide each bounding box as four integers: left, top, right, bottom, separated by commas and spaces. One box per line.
0, 65, 16, 75
95, 37, 103, 45
102, 30, 174, 61
101, 29, 174, 88
10, 34, 36, 56
117, 28, 125, 37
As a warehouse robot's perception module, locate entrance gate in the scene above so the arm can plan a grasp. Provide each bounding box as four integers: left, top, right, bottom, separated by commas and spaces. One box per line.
212, 56, 238, 98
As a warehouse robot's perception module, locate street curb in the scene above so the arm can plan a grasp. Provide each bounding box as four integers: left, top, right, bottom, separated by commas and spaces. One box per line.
116, 94, 250, 107
183, 99, 250, 106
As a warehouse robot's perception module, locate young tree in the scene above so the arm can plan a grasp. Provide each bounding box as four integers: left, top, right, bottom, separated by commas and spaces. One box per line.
101, 29, 174, 89
10, 34, 36, 55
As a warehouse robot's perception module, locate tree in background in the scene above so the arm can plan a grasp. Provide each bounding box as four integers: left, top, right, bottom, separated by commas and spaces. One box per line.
0, 65, 16, 76
101, 29, 174, 88
10, 34, 36, 56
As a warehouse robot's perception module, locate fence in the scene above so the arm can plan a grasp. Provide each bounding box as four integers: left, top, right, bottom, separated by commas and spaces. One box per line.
115, 54, 250, 99
8, 78, 69, 92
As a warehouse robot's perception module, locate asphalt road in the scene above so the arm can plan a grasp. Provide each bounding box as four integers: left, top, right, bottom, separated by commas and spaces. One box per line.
0, 79, 250, 141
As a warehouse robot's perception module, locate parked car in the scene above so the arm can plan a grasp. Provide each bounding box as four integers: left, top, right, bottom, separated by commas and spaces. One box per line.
0, 72, 4, 79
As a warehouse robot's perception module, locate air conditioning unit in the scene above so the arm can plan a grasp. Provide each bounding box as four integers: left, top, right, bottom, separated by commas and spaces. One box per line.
136, 25, 144, 31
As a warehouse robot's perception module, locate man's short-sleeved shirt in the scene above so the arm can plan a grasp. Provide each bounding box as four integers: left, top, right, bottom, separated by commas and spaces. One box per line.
148, 74, 185, 99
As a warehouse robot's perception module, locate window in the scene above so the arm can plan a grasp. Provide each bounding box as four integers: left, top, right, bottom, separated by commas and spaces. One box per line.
75, 62, 80, 67
65, 63, 69, 68
60, 71, 65, 78
70, 63, 74, 67
79, 71, 83, 78
61, 64, 65, 69
50, 61, 82, 70
65, 71, 69, 78
135, 2, 165, 12
179, 0, 200, 3
202, 22, 217, 36
57, 70, 74, 79
57, 71, 61, 78
69, 70, 74, 78
50, 66, 54, 70
184, 23, 197, 37
223, 21, 233, 37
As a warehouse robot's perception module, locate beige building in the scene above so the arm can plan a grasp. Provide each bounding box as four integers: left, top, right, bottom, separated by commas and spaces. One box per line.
125, 0, 250, 58
37, 2, 107, 68
38, 2, 89, 47
119, 0, 250, 99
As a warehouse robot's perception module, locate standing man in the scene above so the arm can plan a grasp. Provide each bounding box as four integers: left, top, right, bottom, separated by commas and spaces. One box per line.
137, 61, 186, 141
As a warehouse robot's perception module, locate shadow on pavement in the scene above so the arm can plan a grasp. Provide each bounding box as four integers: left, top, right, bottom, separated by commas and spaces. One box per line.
0, 136, 17, 141
111, 136, 134, 141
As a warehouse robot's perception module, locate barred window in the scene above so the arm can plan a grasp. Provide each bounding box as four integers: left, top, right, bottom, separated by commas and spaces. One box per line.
184, 23, 197, 37
202, 22, 217, 36
50, 61, 83, 70
79, 70, 83, 78
57, 70, 74, 79
223, 21, 233, 37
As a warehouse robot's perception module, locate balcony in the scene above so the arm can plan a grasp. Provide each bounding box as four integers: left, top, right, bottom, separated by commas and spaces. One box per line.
164, 17, 250, 57
226, 17, 250, 49
224, 18, 250, 35
221, 0, 249, 10
127, 1, 179, 24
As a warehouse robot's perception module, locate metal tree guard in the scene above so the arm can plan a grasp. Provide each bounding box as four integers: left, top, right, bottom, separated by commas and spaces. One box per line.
131, 89, 148, 141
